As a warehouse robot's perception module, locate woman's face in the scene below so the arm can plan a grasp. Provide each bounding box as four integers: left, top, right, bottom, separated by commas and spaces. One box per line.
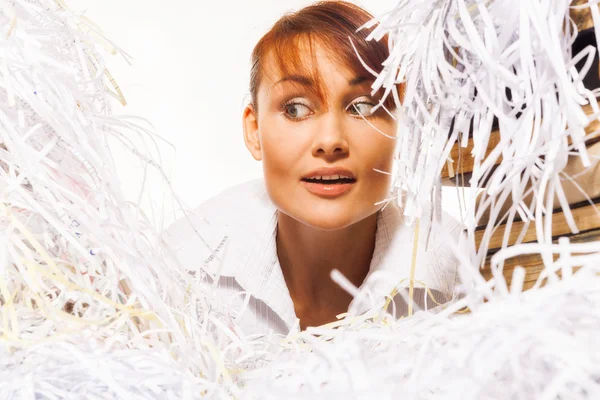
243, 42, 398, 231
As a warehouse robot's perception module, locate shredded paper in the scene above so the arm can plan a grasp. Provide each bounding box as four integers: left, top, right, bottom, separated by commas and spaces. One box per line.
1, 0, 600, 398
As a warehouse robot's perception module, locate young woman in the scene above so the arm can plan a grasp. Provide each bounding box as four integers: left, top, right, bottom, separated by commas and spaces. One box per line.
165, 1, 462, 335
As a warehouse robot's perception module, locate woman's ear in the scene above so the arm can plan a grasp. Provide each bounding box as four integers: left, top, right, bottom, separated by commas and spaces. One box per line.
243, 104, 262, 161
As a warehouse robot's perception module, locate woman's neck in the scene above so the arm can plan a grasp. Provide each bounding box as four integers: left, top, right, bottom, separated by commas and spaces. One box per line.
276, 211, 378, 329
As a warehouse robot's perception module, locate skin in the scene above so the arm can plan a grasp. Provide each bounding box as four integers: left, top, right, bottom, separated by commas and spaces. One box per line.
242, 41, 398, 329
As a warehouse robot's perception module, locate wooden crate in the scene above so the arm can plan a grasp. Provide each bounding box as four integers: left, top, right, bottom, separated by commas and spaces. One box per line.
475, 200, 600, 251
480, 228, 599, 291
441, 105, 600, 184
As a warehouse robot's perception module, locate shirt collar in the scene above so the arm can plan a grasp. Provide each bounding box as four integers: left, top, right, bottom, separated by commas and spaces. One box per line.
218, 186, 410, 330
217, 189, 299, 329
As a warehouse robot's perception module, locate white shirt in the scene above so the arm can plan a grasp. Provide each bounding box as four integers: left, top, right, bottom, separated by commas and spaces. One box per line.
163, 179, 462, 337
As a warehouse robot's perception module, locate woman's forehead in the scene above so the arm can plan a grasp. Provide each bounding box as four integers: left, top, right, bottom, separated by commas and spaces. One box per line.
259, 41, 371, 99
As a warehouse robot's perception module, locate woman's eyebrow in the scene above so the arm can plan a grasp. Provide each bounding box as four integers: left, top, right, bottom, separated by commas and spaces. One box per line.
271, 75, 314, 89
271, 74, 372, 89
348, 76, 372, 86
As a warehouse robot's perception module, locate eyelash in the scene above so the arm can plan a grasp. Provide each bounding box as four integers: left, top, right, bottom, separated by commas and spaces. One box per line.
349, 101, 377, 117
279, 99, 378, 122
279, 100, 311, 122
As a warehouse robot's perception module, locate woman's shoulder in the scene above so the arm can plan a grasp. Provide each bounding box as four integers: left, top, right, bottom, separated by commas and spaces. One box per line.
194, 178, 268, 219
170, 178, 267, 228
162, 179, 273, 271
376, 201, 465, 296
379, 201, 464, 243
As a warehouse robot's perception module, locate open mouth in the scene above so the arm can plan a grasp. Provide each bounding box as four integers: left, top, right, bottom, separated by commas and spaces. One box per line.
300, 170, 357, 198
302, 178, 356, 185
301, 176, 356, 184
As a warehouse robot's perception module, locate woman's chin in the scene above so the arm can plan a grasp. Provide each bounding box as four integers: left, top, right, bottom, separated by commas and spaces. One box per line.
269, 186, 382, 231
306, 219, 354, 231
294, 210, 365, 231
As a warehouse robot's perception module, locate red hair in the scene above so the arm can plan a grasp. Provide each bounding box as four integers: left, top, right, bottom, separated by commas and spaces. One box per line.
249, 1, 401, 112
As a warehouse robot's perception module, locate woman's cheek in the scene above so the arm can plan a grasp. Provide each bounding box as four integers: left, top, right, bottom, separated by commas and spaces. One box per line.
364, 135, 395, 193
261, 143, 298, 184
358, 129, 394, 166
263, 123, 310, 170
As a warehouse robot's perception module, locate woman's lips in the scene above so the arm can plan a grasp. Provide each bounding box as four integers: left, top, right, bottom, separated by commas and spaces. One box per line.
300, 180, 355, 198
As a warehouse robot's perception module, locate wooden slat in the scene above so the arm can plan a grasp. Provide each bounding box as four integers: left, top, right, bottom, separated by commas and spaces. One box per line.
571, 1, 596, 31
441, 102, 600, 182
475, 141, 600, 227
475, 201, 600, 251
441, 131, 500, 179
480, 228, 600, 290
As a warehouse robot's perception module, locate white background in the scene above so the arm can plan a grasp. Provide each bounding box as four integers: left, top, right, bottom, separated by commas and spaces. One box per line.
69, 0, 462, 228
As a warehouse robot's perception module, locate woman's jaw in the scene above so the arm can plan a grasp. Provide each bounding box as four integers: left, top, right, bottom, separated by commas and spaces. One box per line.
265, 167, 391, 232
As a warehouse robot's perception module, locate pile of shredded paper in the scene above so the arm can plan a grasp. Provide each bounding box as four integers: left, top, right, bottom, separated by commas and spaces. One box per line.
0, 0, 599, 398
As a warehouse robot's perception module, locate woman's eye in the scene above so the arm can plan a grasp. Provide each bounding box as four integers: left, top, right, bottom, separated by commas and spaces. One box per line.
284, 103, 311, 119
349, 102, 375, 117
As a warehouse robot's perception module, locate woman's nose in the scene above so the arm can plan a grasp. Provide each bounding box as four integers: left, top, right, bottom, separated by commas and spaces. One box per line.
311, 112, 349, 157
